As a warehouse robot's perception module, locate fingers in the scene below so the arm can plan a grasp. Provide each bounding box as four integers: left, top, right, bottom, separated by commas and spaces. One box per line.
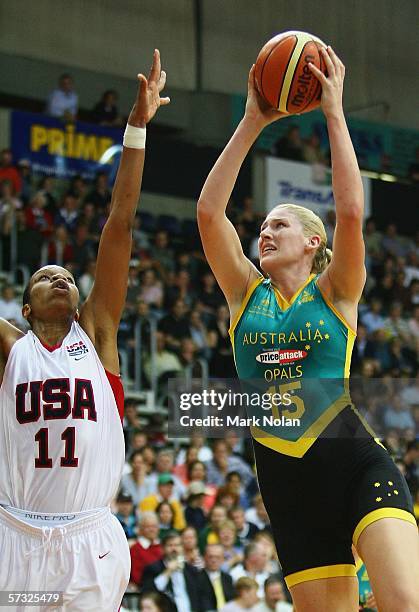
137, 74, 148, 94
158, 70, 167, 93
308, 62, 327, 84
319, 46, 335, 77
148, 48, 161, 83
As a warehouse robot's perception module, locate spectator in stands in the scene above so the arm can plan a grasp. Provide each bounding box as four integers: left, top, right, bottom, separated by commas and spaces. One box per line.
69, 175, 88, 205
121, 450, 149, 506
55, 193, 80, 233
199, 504, 228, 553
218, 519, 243, 572
36, 175, 57, 215
388, 337, 416, 376
0, 180, 23, 268
383, 302, 411, 345
144, 331, 183, 391
181, 526, 205, 570
139, 268, 164, 310
79, 201, 101, 243
253, 576, 292, 612
215, 486, 239, 513
142, 532, 201, 612
302, 131, 327, 165
92, 89, 122, 126
198, 271, 225, 316
198, 543, 235, 611
351, 323, 368, 372
368, 273, 396, 309
407, 305, 419, 351
361, 298, 385, 334
17, 159, 32, 203
43, 225, 74, 267
0, 285, 26, 327
15, 209, 44, 272
46, 73, 78, 121
158, 300, 191, 352
86, 172, 111, 210
253, 533, 280, 576
383, 393, 415, 434
169, 270, 197, 308
115, 491, 137, 540
363, 217, 382, 264
245, 495, 270, 532
152, 230, 175, 274
173, 446, 199, 484
178, 431, 213, 464
156, 501, 177, 539
225, 471, 251, 510
206, 440, 254, 488
229, 506, 259, 548
138, 591, 173, 612
130, 512, 163, 588
381, 223, 409, 258
184, 481, 208, 532
145, 449, 186, 501
78, 259, 96, 300
230, 542, 271, 599
220, 576, 259, 611
364, 329, 392, 372
271, 125, 303, 161
140, 473, 186, 531
0, 149, 22, 195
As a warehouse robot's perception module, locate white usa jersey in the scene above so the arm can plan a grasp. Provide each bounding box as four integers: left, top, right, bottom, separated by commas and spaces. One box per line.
0, 322, 125, 513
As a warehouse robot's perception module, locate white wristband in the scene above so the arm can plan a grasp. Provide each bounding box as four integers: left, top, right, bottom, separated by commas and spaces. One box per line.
123, 124, 146, 149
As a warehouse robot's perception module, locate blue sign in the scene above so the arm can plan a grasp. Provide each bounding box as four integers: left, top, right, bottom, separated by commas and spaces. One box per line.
11, 110, 123, 180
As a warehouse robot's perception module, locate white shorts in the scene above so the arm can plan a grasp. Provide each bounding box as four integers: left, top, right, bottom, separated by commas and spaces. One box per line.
0, 506, 130, 611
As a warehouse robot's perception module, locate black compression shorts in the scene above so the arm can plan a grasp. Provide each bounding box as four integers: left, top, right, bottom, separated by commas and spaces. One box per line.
253, 406, 415, 588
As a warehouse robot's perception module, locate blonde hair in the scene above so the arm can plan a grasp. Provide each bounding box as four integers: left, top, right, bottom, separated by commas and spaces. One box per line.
273, 203, 332, 273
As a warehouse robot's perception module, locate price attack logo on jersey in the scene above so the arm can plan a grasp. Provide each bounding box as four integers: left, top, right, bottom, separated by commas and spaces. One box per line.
256, 349, 308, 364
66, 341, 89, 360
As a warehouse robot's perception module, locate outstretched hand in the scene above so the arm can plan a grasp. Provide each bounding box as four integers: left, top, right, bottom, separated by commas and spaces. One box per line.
244, 65, 287, 129
128, 49, 170, 127
309, 46, 345, 120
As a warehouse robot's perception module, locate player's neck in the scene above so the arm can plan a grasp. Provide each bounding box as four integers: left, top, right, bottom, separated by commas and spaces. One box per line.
32, 319, 73, 348
269, 263, 313, 301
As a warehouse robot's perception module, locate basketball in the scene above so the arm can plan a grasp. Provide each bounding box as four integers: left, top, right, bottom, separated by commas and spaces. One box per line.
254, 30, 327, 114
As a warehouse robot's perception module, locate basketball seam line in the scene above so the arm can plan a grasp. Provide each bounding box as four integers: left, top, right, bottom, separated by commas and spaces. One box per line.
285, 43, 307, 112
276, 37, 298, 110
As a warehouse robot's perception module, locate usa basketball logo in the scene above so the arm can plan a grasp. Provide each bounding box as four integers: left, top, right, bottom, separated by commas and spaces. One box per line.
66, 341, 89, 360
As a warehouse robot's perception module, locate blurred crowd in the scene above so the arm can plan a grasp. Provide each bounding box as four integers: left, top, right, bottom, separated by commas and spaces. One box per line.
0, 109, 418, 610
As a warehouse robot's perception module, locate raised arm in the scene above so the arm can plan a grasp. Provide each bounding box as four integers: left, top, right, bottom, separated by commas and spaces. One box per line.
80, 50, 169, 373
310, 48, 366, 312
197, 67, 284, 312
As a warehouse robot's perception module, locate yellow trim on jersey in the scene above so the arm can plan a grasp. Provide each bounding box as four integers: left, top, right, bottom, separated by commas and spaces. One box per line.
316, 284, 357, 335
229, 276, 265, 341
344, 328, 356, 378
272, 273, 316, 311
278, 32, 313, 113
285, 563, 356, 588
353, 508, 417, 547
251, 393, 349, 458
354, 557, 364, 573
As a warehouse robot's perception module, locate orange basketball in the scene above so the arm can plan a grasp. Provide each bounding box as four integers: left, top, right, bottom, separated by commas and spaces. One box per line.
254, 30, 327, 114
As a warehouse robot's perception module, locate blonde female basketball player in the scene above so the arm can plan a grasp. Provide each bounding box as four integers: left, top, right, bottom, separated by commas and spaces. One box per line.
0, 50, 169, 611
197, 46, 419, 611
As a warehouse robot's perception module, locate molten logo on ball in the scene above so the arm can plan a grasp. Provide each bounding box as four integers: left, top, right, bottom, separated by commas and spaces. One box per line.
291, 55, 316, 108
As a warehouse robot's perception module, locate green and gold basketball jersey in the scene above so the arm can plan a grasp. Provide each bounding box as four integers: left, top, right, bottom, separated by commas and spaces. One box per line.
230, 273, 356, 458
